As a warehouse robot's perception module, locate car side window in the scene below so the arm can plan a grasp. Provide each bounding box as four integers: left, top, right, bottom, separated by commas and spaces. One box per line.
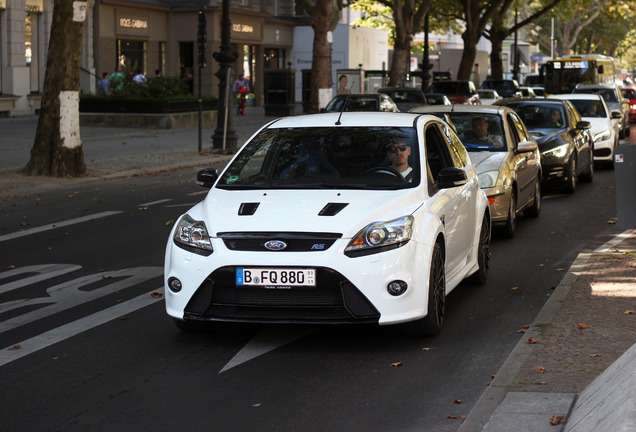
509, 112, 529, 142
425, 123, 456, 194
506, 114, 520, 148
565, 101, 581, 125
440, 122, 468, 167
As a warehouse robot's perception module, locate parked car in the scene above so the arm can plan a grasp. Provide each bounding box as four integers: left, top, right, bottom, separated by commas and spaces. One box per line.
530, 86, 545, 97
573, 84, 630, 138
378, 87, 427, 112
165, 112, 491, 336
480, 79, 522, 99
553, 93, 620, 168
477, 89, 503, 105
425, 92, 452, 105
620, 86, 636, 122
429, 80, 480, 105
495, 98, 594, 193
410, 104, 541, 237
322, 93, 399, 113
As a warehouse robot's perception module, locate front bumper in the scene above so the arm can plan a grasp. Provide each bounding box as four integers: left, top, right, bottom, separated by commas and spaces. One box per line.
165, 236, 432, 326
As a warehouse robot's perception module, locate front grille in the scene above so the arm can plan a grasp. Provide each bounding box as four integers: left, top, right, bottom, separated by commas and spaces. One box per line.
183, 266, 380, 324
217, 231, 342, 252
594, 147, 612, 157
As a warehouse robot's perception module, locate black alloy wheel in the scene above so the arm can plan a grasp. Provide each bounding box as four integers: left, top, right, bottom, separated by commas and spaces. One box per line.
468, 212, 491, 284
565, 156, 577, 194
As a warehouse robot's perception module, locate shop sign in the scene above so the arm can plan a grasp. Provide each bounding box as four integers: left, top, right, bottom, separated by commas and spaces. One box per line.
116, 11, 150, 36
26, 0, 43, 12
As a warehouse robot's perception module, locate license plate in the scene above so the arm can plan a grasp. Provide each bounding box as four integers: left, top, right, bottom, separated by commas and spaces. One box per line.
236, 268, 316, 287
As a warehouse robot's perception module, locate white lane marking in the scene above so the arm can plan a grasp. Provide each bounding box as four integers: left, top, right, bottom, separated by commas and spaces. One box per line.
0, 288, 165, 366
0, 266, 163, 334
165, 203, 199, 208
138, 199, 173, 207
220, 325, 317, 373
188, 191, 208, 196
0, 264, 82, 295
0, 211, 123, 243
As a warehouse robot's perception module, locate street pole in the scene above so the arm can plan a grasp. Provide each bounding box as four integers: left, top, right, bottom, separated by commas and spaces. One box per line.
196, 2, 207, 153
212, 0, 238, 153
513, 8, 519, 82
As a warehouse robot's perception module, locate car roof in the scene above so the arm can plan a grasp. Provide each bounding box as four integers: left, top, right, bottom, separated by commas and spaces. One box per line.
496, 97, 565, 105
575, 84, 615, 90
266, 112, 434, 129
552, 93, 603, 101
409, 104, 508, 115
378, 87, 423, 92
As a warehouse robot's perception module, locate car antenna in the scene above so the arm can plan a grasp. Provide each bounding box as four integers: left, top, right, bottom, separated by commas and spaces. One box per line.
336, 80, 355, 125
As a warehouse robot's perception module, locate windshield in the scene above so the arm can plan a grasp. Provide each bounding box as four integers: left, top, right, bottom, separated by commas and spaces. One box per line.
385, 90, 425, 103
430, 81, 470, 96
568, 99, 607, 118
325, 96, 379, 112
503, 102, 566, 130
574, 87, 618, 103
545, 60, 596, 94
444, 113, 507, 152
622, 89, 636, 99
217, 127, 420, 190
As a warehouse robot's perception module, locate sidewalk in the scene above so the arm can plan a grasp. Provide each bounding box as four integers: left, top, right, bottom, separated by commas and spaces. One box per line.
0, 105, 284, 196
1, 106, 636, 431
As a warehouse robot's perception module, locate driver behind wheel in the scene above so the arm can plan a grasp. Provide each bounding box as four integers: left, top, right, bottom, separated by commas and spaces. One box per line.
386, 138, 414, 181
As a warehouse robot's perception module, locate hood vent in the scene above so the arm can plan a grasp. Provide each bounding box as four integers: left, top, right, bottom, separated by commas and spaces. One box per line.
319, 202, 348, 216
238, 202, 260, 216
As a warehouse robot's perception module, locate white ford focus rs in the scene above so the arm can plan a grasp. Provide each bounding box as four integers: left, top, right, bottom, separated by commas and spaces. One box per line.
165, 112, 491, 336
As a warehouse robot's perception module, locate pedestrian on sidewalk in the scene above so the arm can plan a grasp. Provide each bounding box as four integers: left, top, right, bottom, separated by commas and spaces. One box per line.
233, 73, 250, 115
97, 72, 110, 95
108, 68, 125, 95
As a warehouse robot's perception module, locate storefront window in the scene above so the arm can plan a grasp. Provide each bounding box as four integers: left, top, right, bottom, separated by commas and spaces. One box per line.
117, 39, 147, 78
264, 48, 286, 68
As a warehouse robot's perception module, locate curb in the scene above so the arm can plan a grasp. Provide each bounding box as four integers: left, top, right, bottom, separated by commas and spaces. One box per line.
458, 230, 635, 432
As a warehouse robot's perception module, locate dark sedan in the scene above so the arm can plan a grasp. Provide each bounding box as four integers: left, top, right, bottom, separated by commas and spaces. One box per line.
494, 98, 594, 193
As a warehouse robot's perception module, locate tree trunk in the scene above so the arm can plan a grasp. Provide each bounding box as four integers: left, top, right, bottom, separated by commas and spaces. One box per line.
457, 30, 478, 80
308, 0, 336, 114
389, 4, 414, 87
24, 0, 88, 177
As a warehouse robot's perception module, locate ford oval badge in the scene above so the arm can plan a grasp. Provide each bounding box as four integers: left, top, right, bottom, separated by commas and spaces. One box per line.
264, 240, 287, 251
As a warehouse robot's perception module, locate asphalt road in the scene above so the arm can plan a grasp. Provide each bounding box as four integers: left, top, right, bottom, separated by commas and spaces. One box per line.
0, 158, 623, 431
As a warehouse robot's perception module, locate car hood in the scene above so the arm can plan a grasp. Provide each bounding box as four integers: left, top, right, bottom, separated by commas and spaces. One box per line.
468, 152, 506, 175
191, 188, 423, 239
528, 128, 567, 146
581, 117, 614, 135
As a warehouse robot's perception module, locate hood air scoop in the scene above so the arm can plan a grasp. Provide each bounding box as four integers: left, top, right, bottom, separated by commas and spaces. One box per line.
318, 202, 348, 216
238, 202, 260, 216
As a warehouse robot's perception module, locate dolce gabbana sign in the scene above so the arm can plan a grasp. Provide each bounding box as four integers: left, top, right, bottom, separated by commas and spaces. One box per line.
116, 10, 150, 36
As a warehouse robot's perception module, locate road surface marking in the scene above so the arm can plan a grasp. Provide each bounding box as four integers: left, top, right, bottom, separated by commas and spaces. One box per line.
0, 288, 165, 367
220, 325, 316, 373
0, 211, 123, 243
138, 199, 172, 207
0, 264, 81, 295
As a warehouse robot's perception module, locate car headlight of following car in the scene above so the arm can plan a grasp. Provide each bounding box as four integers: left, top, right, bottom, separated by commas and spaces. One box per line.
543, 144, 569, 158
594, 130, 611, 143
173, 214, 213, 256
477, 170, 500, 189
345, 216, 413, 257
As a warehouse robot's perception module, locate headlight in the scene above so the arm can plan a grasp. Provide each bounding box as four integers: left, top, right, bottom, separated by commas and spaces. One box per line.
543, 144, 569, 158
478, 170, 500, 189
631, 104, 636, 110
594, 130, 611, 143
173, 214, 213, 256
345, 216, 413, 257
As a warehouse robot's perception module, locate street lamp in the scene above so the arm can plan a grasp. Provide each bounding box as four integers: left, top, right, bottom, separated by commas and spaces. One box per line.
211, 0, 238, 153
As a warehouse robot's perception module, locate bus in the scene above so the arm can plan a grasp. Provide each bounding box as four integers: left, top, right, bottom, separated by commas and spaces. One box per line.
543, 54, 623, 95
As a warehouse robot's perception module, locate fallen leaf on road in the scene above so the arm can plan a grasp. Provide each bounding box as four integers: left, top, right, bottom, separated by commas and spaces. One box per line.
102, 275, 112, 279
556, 268, 565, 272
625, 310, 635, 315
390, 362, 402, 367
454, 399, 462, 404
611, 247, 620, 252
8, 345, 21, 350
517, 329, 526, 333
607, 220, 617, 224
511, 286, 519, 290
526, 338, 538, 344
138, 207, 148, 211
446, 416, 457, 419
537, 264, 544, 267
150, 291, 163, 298
549, 414, 565, 425
589, 354, 601, 357
8, 265, 16, 269
165, 220, 174, 226
577, 323, 588, 329
537, 366, 545, 373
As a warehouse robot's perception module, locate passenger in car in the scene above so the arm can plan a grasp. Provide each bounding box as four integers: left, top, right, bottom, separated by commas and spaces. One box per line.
547, 108, 563, 128
470, 117, 503, 148
386, 138, 414, 181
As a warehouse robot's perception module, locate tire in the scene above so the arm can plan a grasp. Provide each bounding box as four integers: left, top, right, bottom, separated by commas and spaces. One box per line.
625, 122, 630, 138
580, 150, 594, 183
523, 176, 541, 218
501, 191, 516, 238
564, 156, 577, 194
402, 242, 445, 336
467, 213, 491, 285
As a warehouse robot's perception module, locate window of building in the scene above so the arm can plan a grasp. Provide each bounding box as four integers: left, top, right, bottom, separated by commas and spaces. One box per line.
180, 42, 194, 93
264, 48, 286, 68
158, 41, 166, 77
117, 39, 147, 77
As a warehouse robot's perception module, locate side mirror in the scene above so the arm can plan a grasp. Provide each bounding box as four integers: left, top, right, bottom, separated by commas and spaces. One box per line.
436, 167, 468, 189
196, 168, 219, 189
611, 111, 623, 119
517, 140, 538, 153
576, 120, 591, 130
